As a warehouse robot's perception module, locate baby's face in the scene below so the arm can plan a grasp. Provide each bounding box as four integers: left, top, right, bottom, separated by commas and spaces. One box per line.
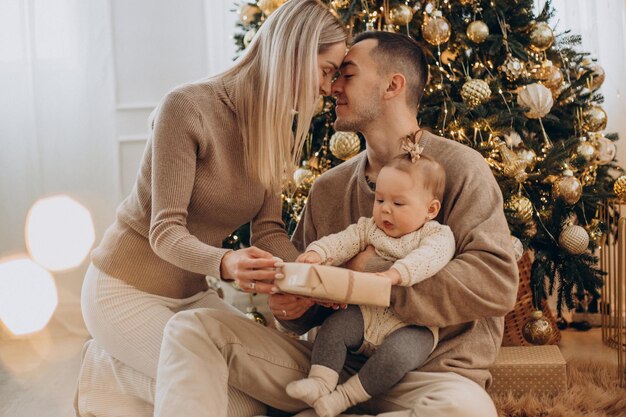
372, 167, 437, 238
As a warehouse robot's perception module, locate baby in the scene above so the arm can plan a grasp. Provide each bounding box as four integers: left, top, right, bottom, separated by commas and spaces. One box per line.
285, 135, 455, 417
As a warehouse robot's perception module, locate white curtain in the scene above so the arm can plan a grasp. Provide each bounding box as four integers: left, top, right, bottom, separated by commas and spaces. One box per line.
0, 0, 118, 330
543, 0, 626, 165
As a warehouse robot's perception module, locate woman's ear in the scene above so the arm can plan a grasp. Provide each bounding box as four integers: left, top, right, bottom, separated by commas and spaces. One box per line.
383, 73, 406, 100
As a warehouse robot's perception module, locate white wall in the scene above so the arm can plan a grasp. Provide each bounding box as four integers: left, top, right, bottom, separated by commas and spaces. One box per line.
0, 0, 238, 335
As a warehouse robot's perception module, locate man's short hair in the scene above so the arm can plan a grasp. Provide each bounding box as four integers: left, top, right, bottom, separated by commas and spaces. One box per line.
352, 31, 429, 113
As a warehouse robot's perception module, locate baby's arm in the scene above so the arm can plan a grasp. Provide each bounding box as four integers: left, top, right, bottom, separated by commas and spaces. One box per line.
391, 222, 456, 287
304, 217, 372, 265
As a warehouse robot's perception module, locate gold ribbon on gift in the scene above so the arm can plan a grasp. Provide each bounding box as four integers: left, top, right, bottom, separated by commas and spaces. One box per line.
276, 263, 391, 307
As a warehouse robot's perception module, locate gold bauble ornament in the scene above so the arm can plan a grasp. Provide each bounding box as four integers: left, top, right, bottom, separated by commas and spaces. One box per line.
389, 4, 414, 26
500, 54, 525, 81
594, 135, 616, 165
559, 224, 589, 254
243, 28, 257, 48
529, 21, 554, 52
422, 11, 451, 46
245, 306, 267, 326
583, 106, 608, 132
293, 167, 314, 187
461, 78, 491, 108
459, 0, 474, 4
536, 60, 563, 94
238, 3, 261, 25
613, 175, 626, 200
330, 131, 361, 160
523, 311, 553, 345
257, 0, 285, 16
552, 170, 582, 205
505, 195, 534, 224
576, 140, 596, 162
467, 20, 489, 44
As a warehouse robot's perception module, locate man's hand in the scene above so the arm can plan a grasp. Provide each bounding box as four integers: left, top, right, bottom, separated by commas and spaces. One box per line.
268, 293, 315, 320
376, 268, 402, 285
296, 251, 323, 264
343, 245, 377, 271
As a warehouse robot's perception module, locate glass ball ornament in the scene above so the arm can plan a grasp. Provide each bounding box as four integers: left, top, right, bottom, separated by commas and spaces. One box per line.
580, 59, 606, 91
523, 311, 553, 345
460, 78, 491, 108
257, 0, 285, 16
594, 135, 616, 165
583, 106, 608, 132
576, 140, 596, 162
559, 224, 589, 254
614, 175, 626, 200
467, 20, 489, 44
238, 3, 261, 25
330, 131, 361, 160
529, 21, 554, 52
389, 4, 414, 26
422, 11, 451, 46
245, 306, 267, 326
293, 167, 314, 187
536, 60, 563, 94
505, 194, 534, 224
552, 170, 582, 205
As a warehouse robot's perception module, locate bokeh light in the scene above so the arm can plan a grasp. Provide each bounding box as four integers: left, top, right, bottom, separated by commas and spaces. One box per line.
25, 195, 95, 271
0, 257, 58, 336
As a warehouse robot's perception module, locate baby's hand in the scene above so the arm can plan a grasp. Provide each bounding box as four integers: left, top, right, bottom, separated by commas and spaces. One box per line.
376, 269, 402, 286
296, 251, 323, 264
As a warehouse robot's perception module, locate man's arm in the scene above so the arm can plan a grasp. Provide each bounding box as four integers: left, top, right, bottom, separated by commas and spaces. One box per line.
391, 150, 518, 328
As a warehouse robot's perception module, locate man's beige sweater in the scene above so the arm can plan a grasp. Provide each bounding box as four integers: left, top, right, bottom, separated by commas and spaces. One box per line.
289, 130, 519, 388
91, 77, 300, 299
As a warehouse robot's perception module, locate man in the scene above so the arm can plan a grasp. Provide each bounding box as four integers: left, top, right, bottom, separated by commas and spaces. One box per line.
154, 31, 518, 417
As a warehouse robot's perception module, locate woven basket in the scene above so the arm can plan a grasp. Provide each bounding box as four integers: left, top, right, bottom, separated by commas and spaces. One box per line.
502, 251, 561, 346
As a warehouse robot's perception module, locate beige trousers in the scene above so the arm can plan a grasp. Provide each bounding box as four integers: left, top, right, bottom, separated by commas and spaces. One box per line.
76, 264, 265, 417
155, 309, 497, 417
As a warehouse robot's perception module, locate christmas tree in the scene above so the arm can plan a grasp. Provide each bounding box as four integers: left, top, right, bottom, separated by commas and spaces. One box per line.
229, 0, 623, 314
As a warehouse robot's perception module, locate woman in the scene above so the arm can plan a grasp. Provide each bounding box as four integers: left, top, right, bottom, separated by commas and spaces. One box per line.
75, 1, 347, 415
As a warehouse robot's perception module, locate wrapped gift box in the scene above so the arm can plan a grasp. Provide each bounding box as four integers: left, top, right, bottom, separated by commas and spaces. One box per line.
276, 263, 391, 307
488, 345, 567, 397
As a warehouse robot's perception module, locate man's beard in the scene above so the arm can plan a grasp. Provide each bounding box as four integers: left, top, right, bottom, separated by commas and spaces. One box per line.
334, 103, 380, 132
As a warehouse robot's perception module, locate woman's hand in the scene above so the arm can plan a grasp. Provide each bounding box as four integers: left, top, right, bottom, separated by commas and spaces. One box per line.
220, 246, 284, 294
268, 293, 315, 320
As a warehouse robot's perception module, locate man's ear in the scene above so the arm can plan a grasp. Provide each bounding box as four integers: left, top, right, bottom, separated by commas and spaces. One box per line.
427, 199, 441, 219
383, 73, 406, 100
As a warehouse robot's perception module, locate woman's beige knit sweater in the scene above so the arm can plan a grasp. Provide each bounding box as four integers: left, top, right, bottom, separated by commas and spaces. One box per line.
91, 77, 300, 299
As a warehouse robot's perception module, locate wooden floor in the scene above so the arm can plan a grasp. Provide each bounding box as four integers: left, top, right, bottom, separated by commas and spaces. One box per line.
0, 320, 621, 417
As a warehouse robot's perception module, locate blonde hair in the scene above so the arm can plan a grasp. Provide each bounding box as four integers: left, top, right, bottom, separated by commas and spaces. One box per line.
220, 0, 346, 194
387, 154, 446, 201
